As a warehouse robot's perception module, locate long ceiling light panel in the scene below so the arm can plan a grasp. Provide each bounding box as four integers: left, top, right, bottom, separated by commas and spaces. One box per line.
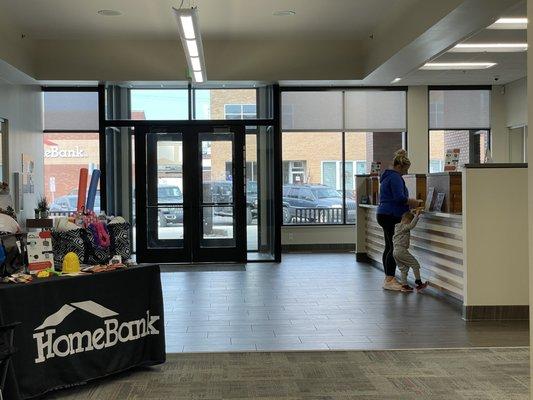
488, 17, 528, 30
420, 62, 497, 70
450, 43, 528, 52
173, 7, 206, 83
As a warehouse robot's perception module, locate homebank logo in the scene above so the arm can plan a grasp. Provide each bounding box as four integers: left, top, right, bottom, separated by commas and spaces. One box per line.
33, 300, 160, 364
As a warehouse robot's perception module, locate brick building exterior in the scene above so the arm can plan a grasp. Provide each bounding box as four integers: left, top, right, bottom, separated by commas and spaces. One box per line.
43, 132, 100, 202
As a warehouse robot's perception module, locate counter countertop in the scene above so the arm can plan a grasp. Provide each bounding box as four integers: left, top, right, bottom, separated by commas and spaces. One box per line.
358, 204, 462, 220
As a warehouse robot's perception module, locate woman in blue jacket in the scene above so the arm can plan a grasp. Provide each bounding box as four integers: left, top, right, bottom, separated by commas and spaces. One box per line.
377, 150, 421, 291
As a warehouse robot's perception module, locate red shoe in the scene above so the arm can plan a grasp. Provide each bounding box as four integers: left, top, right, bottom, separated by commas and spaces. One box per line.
401, 285, 413, 292
416, 281, 429, 291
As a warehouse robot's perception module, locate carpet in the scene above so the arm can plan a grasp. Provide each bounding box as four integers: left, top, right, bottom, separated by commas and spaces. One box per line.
48, 347, 529, 399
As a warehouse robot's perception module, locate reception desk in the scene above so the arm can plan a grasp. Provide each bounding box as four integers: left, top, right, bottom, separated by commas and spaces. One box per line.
358, 204, 463, 300
355, 164, 529, 320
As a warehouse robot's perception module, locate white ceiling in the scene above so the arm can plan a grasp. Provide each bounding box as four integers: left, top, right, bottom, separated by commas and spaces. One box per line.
398, 2, 527, 85
1, 0, 421, 40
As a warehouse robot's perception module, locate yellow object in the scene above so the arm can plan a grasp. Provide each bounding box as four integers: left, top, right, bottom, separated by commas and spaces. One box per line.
62, 252, 81, 274
37, 270, 50, 278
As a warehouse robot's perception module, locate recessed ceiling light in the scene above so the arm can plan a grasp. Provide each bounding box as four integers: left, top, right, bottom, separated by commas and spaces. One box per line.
488, 17, 527, 29
97, 9, 122, 16
420, 62, 497, 70
450, 43, 528, 52
391, 77, 402, 83
273, 10, 296, 16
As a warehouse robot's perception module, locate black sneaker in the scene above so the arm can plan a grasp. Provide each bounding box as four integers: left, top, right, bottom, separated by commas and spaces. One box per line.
416, 281, 429, 291
401, 285, 413, 292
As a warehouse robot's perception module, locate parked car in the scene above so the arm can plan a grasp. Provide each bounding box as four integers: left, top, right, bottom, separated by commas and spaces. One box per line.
50, 194, 101, 213
282, 184, 356, 224
157, 185, 183, 227
246, 181, 258, 224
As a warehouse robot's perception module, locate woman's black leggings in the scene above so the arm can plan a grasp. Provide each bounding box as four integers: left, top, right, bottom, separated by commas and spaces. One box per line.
376, 213, 402, 277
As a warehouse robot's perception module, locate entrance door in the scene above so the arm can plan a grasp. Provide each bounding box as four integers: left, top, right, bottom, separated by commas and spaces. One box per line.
135, 125, 246, 263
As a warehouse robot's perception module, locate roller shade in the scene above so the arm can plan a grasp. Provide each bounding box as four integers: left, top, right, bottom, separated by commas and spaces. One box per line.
429, 90, 490, 129
344, 91, 406, 131
282, 91, 343, 131
44, 92, 99, 131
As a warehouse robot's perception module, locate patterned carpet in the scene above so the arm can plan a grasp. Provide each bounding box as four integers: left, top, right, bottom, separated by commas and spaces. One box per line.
49, 347, 529, 400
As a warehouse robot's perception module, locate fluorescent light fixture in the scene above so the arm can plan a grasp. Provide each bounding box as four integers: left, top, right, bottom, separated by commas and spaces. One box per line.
180, 15, 195, 39
391, 77, 402, 83
488, 17, 528, 29
173, 7, 206, 83
194, 71, 204, 83
186, 40, 199, 57
450, 43, 528, 52
191, 57, 201, 71
420, 62, 497, 70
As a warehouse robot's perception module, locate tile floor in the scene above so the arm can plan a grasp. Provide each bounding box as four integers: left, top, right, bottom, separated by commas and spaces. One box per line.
162, 253, 529, 353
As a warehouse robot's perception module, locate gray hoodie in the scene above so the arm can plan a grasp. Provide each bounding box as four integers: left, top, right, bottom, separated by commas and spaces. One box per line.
392, 215, 419, 249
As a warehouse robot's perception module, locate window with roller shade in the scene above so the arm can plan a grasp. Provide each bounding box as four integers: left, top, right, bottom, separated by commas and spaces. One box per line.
43, 90, 100, 213
429, 88, 491, 172
281, 89, 407, 225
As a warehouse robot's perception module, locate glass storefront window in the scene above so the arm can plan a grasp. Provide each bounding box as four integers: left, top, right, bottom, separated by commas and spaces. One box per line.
130, 89, 188, 120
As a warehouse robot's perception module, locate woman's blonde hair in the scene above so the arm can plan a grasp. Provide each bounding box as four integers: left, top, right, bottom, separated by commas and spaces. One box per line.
393, 149, 411, 168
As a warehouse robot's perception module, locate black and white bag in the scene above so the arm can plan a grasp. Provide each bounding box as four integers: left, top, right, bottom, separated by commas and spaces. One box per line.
108, 222, 131, 260
51, 229, 86, 269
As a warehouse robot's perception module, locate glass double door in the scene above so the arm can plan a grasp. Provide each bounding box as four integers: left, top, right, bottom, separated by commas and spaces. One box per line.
135, 125, 246, 263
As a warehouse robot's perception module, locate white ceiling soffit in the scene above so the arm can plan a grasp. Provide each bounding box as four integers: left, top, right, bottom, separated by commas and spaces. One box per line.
362, 0, 524, 84
1, 0, 423, 41
398, 0, 526, 85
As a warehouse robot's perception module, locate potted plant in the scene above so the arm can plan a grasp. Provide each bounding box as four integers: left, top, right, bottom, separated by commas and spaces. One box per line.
35, 195, 50, 219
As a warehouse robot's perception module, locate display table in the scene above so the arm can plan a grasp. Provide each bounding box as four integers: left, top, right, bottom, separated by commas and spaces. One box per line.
0, 264, 165, 399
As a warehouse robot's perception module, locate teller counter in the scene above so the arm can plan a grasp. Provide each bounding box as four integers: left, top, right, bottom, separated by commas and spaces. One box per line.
355, 164, 529, 320
358, 204, 463, 300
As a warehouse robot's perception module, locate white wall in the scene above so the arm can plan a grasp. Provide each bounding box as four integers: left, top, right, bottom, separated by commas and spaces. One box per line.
281, 225, 355, 245
407, 86, 429, 173
504, 78, 527, 128
0, 82, 44, 223
527, 0, 533, 389
491, 86, 509, 163
463, 167, 529, 306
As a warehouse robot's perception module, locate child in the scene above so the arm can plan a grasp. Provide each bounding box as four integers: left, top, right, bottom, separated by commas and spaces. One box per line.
392, 209, 429, 292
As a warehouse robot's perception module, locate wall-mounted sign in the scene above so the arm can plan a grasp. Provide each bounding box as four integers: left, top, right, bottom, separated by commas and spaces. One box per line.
44, 146, 87, 159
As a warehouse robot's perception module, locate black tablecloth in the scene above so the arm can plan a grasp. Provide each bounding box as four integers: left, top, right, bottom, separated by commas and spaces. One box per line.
0, 265, 166, 399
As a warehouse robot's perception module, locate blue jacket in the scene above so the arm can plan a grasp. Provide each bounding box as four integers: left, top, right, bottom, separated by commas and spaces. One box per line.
377, 169, 409, 218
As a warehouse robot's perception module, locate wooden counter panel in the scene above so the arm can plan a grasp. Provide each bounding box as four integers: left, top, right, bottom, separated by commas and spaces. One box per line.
361, 208, 464, 300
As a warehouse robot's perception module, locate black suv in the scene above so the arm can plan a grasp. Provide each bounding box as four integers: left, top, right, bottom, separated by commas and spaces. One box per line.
282, 184, 356, 223
158, 186, 184, 227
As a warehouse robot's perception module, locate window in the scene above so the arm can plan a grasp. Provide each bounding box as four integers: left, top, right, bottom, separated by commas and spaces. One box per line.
224, 104, 257, 120
281, 90, 407, 225
130, 89, 188, 120
43, 90, 100, 213
321, 161, 366, 190
429, 130, 490, 172
195, 89, 257, 119
428, 88, 491, 171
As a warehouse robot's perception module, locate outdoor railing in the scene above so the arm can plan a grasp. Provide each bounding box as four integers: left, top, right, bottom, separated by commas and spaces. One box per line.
294, 207, 344, 224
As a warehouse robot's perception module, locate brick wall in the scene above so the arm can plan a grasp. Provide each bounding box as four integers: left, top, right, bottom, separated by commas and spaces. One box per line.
43, 132, 100, 202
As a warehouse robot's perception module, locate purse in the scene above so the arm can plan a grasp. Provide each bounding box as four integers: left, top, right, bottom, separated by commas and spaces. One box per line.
0, 233, 26, 277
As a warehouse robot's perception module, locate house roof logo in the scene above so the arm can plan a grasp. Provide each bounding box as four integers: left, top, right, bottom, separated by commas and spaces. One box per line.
35, 301, 118, 331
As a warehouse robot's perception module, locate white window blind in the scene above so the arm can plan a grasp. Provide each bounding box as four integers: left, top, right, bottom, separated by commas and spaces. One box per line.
44, 92, 99, 131
344, 91, 406, 131
429, 90, 490, 129
281, 91, 343, 131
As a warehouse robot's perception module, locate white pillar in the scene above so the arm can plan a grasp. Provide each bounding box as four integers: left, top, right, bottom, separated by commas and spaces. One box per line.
527, 0, 533, 392
407, 86, 428, 173
491, 85, 509, 163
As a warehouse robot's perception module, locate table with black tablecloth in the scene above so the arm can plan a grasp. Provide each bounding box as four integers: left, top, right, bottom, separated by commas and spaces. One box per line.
0, 265, 166, 400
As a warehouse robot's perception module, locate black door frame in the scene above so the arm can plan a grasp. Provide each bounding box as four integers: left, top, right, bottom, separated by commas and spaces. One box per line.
135, 123, 246, 264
